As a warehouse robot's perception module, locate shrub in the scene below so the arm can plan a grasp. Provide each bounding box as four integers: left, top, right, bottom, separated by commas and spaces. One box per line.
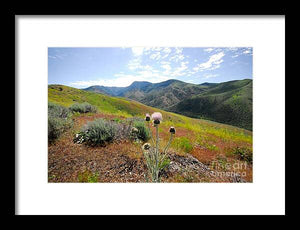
48, 102, 70, 119
69, 102, 97, 113
48, 102, 72, 142
226, 146, 253, 164
77, 118, 117, 146
230, 146, 253, 163
132, 121, 150, 142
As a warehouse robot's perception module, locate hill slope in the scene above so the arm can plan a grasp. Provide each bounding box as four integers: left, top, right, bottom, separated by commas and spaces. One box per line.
49, 84, 252, 135
168, 79, 253, 130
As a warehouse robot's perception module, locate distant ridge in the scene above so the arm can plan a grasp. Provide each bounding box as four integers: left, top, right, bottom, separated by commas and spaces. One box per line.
83, 79, 252, 130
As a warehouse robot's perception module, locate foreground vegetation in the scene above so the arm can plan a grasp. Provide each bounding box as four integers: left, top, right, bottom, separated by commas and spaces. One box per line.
48, 85, 253, 183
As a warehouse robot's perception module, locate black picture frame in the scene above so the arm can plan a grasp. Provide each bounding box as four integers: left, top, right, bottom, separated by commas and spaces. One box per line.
10, 9, 287, 217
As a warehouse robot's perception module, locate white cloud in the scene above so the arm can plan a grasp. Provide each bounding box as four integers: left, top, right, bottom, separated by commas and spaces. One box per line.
204, 48, 214, 53
170, 54, 184, 62
150, 52, 161, 60
243, 49, 252, 54
70, 75, 145, 88
131, 47, 144, 56
203, 73, 219, 79
128, 57, 142, 70
194, 52, 225, 72
169, 61, 189, 77
229, 47, 252, 58
162, 64, 171, 71
161, 47, 172, 59
175, 47, 183, 54
48, 54, 66, 60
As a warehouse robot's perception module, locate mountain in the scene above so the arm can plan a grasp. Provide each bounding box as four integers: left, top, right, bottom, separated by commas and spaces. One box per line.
84, 79, 209, 108
83, 79, 253, 130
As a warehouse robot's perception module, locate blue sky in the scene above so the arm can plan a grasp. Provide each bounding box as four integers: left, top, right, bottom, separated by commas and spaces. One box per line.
48, 47, 252, 88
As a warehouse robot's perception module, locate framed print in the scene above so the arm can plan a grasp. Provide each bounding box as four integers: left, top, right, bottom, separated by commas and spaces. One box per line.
15, 15, 285, 215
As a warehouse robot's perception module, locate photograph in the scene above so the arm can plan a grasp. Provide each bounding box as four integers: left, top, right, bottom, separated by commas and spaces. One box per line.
48, 47, 253, 183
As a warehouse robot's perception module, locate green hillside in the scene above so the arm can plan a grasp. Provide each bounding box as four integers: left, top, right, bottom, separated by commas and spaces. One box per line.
49, 84, 252, 137
49, 84, 184, 123
168, 79, 253, 130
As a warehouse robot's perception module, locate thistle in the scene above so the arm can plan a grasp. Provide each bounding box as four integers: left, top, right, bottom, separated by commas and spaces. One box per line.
145, 113, 151, 122
141, 112, 175, 182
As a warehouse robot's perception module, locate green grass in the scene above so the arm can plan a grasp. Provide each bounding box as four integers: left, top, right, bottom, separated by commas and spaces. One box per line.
171, 137, 193, 153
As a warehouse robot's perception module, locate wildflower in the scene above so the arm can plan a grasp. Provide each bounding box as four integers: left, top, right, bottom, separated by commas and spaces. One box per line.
145, 113, 151, 121
143, 143, 151, 150
169, 126, 176, 134
151, 112, 162, 125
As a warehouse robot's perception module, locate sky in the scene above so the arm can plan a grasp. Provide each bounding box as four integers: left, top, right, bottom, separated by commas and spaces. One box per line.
48, 47, 252, 88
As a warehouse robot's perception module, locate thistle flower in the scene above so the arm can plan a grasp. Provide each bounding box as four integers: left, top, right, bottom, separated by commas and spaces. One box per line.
145, 113, 151, 121
169, 126, 176, 134
143, 143, 151, 150
151, 112, 162, 125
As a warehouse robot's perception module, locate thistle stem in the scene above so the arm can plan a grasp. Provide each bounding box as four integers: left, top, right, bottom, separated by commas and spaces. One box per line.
155, 125, 159, 182
160, 134, 173, 162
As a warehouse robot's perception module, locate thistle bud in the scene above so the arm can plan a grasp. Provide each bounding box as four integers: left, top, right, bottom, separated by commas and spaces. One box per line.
131, 127, 139, 133
143, 143, 151, 150
169, 126, 176, 134
153, 119, 160, 125
145, 113, 151, 121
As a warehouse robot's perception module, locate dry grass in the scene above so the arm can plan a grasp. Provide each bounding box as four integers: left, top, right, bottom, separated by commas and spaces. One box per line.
49, 112, 252, 183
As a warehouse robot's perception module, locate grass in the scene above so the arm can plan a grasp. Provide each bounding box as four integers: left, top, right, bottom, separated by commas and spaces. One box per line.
171, 137, 193, 153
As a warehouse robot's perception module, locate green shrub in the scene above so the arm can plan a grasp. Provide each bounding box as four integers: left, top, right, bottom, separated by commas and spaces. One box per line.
132, 121, 150, 142
48, 102, 70, 118
172, 137, 193, 153
112, 117, 122, 123
231, 146, 253, 163
77, 118, 117, 146
69, 102, 97, 113
48, 102, 72, 142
